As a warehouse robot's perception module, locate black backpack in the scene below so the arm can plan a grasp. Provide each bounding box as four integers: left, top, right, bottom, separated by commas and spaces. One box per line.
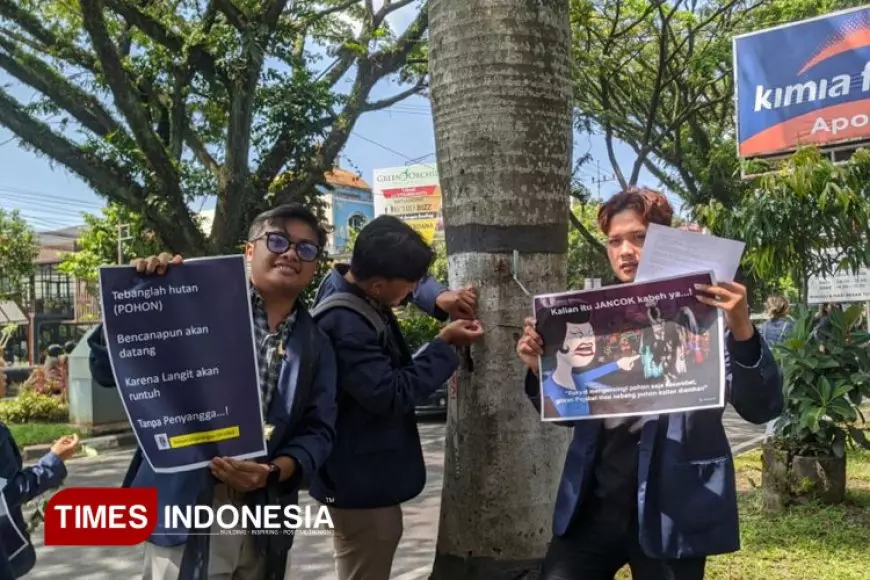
310, 293, 386, 341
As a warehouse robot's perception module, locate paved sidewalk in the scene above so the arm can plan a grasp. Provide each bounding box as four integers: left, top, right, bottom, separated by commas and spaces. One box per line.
29, 410, 764, 579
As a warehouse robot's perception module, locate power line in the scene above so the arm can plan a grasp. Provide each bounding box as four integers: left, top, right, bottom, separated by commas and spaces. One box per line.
0, 186, 105, 210
349, 132, 437, 170
590, 160, 618, 199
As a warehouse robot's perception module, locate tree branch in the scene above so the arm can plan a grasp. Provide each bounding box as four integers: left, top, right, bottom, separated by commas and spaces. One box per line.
306, 0, 360, 28
373, 0, 417, 29
629, 1, 679, 185
211, 0, 291, 249
0, 0, 97, 72
136, 76, 221, 177
103, 0, 225, 84
0, 38, 124, 140
80, 0, 181, 194
599, 74, 628, 189
570, 211, 606, 255
361, 78, 427, 111
262, 0, 291, 30
0, 87, 204, 254
374, 1, 428, 74
215, 0, 247, 29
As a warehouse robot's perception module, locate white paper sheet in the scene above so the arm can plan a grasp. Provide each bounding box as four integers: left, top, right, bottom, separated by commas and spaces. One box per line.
635, 224, 745, 284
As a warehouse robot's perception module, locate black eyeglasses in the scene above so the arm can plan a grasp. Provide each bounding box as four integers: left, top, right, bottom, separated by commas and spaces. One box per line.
254, 232, 321, 262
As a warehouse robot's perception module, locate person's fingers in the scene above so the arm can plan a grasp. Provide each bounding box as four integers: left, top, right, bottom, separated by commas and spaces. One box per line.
143, 255, 160, 274
694, 283, 736, 300
170, 254, 183, 265
132, 258, 147, 272
523, 327, 543, 345
210, 458, 236, 482
696, 294, 725, 309
519, 336, 542, 356
155, 252, 173, 275
717, 281, 746, 294
456, 303, 476, 318
229, 459, 262, 473
518, 343, 535, 357
460, 287, 477, 302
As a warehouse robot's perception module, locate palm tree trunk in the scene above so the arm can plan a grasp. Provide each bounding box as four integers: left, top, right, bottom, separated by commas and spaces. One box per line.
428, 1, 573, 578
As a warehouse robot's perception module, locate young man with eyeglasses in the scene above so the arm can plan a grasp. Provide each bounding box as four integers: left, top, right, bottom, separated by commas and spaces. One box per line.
88, 204, 338, 580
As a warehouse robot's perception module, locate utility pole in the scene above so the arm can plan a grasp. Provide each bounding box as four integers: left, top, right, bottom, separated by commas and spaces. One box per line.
117, 223, 132, 264
591, 160, 617, 198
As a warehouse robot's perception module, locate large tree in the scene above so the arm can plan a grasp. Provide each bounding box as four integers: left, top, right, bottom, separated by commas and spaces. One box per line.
428, 0, 572, 578
0, 0, 429, 254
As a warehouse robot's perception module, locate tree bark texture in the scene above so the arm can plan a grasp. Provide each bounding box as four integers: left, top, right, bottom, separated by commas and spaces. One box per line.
429, 1, 573, 578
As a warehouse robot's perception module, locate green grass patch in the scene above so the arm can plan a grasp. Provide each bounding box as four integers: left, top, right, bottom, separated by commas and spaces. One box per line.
616, 448, 870, 579
7, 423, 81, 449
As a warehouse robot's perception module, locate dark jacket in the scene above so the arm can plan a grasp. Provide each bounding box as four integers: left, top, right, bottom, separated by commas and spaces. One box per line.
309, 265, 457, 508
525, 329, 783, 559
1, 422, 67, 579
88, 305, 337, 580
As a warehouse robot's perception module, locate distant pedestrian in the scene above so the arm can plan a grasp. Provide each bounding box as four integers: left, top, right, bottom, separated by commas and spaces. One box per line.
759, 296, 794, 347
760, 296, 793, 436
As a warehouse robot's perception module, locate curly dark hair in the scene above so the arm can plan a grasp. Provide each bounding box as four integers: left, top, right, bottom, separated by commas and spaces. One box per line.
597, 186, 674, 235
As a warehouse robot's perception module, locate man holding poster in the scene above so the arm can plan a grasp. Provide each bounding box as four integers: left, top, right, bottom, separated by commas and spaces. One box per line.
516, 188, 782, 580
89, 204, 337, 580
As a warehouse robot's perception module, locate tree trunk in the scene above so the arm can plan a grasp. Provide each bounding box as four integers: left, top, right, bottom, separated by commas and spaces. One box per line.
428, 1, 573, 578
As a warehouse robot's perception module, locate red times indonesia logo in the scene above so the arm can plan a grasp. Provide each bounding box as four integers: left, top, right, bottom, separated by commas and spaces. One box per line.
44, 488, 157, 546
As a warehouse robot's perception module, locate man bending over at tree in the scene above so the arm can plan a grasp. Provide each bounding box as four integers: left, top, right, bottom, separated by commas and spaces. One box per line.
310, 215, 483, 580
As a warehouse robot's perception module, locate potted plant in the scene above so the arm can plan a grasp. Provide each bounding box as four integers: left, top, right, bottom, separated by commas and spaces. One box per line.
762, 304, 870, 510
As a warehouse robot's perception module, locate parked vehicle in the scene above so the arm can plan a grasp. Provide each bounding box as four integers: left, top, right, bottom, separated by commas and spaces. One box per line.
416, 382, 448, 417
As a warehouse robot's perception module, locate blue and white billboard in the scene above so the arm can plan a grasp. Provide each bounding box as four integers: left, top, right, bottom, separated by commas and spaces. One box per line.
734, 6, 870, 158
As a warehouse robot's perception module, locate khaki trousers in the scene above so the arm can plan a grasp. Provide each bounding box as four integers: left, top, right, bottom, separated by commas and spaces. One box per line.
328, 504, 403, 580
143, 484, 292, 580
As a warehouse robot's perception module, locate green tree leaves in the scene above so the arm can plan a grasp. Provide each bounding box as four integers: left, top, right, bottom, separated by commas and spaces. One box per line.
0, 208, 39, 301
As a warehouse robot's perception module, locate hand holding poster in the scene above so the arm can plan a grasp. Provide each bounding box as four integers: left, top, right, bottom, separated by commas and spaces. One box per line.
534, 272, 725, 422
99, 256, 266, 472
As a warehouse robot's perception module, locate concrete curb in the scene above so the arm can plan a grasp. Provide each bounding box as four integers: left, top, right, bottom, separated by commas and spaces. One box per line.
731, 434, 768, 456
21, 430, 137, 461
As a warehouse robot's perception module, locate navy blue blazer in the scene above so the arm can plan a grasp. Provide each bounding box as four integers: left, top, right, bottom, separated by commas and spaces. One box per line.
525, 330, 783, 559
1, 422, 67, 579
309, 266, 458, 509
88, 307, 337, 555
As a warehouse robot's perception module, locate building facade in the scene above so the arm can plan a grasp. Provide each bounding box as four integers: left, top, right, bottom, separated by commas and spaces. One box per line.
0, 226, 98, 366
319, 169, 375, 256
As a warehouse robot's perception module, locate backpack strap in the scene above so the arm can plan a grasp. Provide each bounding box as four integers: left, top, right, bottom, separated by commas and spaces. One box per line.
310, 293, 387, 344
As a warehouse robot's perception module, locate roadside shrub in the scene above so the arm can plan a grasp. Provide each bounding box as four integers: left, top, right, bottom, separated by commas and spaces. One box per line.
397, 306, 443, 352
0, 388, 69, 423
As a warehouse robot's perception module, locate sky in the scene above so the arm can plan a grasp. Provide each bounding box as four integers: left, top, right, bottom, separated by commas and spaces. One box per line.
0, 3, 662, 234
